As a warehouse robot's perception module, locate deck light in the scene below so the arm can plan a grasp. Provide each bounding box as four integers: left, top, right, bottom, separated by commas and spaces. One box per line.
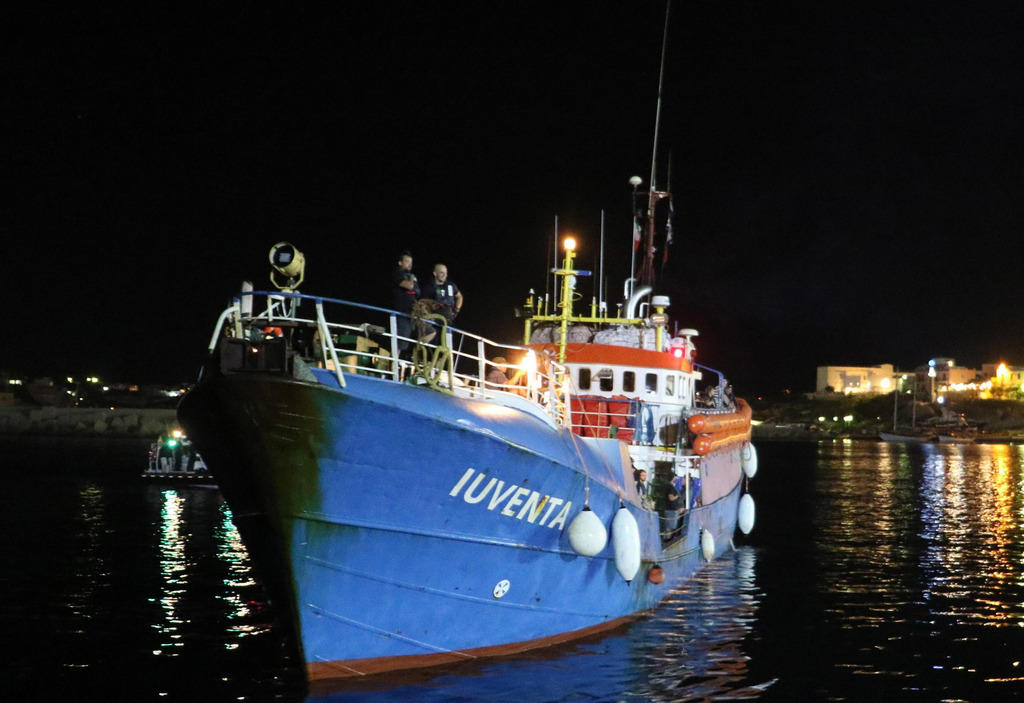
563, 237, 576, 252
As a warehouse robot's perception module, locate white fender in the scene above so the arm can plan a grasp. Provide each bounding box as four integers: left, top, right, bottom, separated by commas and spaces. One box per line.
738, 493, 756, 535
741, 442, 758, 479
612, 506, 641, 582
701, 528, 716, 561
568, 507, 608, 557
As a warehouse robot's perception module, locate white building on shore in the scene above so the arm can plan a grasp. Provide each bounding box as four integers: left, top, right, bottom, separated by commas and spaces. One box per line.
815, 364, 896, 395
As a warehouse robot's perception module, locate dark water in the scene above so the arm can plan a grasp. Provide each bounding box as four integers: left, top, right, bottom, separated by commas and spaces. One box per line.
4, 437, 1024, 701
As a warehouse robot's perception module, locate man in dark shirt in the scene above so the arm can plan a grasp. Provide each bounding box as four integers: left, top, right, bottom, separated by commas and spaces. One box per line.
392, 251, 419, 353
666, 478, 683, 512
421, 262, 463, 322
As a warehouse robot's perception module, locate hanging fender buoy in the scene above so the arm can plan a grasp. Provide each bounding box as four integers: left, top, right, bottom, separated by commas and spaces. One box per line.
647, 564, 665, 584
741, 442, 758, 478
612, 506, 641, 582
701, 528, 716, 562
738, 493, 756, 535
567, 506, 608, 557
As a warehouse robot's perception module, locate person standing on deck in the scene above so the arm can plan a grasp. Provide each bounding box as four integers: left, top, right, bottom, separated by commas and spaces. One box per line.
392, 250, 420, 354
421, 262, 463, 322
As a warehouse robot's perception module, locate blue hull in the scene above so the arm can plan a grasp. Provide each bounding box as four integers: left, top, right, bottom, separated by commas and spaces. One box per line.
180, 367, 744, 683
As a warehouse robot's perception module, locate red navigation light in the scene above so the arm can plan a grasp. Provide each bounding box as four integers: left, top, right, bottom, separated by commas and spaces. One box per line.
672, 347, 684, 359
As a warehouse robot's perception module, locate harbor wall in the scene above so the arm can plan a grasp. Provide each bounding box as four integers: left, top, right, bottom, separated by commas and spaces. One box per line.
0, 406, 178, 437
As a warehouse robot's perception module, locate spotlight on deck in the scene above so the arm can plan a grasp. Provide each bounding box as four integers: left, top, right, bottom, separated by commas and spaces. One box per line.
269, 242, 306, 292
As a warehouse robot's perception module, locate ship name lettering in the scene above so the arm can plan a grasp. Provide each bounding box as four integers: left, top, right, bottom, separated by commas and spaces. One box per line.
448, 468, 571, 531
489, 482, 519, 511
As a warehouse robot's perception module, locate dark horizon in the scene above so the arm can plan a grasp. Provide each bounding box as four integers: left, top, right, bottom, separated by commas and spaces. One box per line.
6, 3, 1023, 393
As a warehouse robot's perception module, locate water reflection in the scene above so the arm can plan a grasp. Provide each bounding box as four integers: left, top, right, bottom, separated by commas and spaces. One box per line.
634, 547, 770, 701
150, 487, 269, 658
154, 489, 189, 655
919, 444, 1022, 627
215, 501, 269, 642
64, 481, 108, 668
810, 441, 1024, 696
70, 483, 107, 622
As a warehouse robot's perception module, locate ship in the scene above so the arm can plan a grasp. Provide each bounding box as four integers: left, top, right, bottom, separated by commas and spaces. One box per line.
178, 13, 757, 689
178, 223, 758, 691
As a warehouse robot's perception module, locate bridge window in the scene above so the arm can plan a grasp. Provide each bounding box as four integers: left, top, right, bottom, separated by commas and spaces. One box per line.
666, 375, 676, 396
596, 368, 614, 392
578, 367, 591, 390
623, 371, 636, 392
645, 373, 658, 393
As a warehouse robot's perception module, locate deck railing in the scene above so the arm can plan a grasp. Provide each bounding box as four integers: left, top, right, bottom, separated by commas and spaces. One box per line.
209, 290, 571, 426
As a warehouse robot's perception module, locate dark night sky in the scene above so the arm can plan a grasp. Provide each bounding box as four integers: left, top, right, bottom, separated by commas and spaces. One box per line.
5, 2, 1023, 392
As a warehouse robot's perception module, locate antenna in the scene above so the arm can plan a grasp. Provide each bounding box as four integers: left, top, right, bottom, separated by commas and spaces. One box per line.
599, 209, 606, 315
545, 224, 552, 311
553, 215, 559, 309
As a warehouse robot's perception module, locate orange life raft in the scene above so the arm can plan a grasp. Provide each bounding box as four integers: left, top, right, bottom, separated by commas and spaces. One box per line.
689, 398, 752, 456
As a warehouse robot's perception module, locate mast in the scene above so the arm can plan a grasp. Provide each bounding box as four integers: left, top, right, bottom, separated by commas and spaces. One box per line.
637, 0, 672, 288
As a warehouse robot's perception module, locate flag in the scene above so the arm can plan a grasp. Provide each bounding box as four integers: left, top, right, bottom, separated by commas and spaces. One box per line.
632, 218, 641, 252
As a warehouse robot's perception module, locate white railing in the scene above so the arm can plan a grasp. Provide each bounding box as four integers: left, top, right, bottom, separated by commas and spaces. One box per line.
208, 290, 571, 426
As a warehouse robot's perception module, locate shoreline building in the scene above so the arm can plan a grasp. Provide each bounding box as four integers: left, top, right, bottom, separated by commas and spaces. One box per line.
817, 359, 1023, 401
915, 358, 981, 401
815, 364, 896, 395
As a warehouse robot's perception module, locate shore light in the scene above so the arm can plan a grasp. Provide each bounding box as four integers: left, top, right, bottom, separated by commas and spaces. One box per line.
563, 237, 576, 252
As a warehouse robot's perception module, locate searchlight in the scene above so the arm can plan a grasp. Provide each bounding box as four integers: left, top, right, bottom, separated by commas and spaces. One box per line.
269, 242, 306, 292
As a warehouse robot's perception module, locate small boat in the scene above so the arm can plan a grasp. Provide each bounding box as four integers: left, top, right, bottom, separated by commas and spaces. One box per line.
880, 385, 935, 442
879, 430, 936, 443
144, 429, 214, 481
937, 432, 975, 444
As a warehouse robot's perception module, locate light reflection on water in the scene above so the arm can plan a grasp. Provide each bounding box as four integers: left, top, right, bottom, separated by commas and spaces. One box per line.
631, 547, 772, 702
68, 483, 107, 629
801, 441, 1024, 698
214, 500, 270, 642
151, 487, 269, 658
